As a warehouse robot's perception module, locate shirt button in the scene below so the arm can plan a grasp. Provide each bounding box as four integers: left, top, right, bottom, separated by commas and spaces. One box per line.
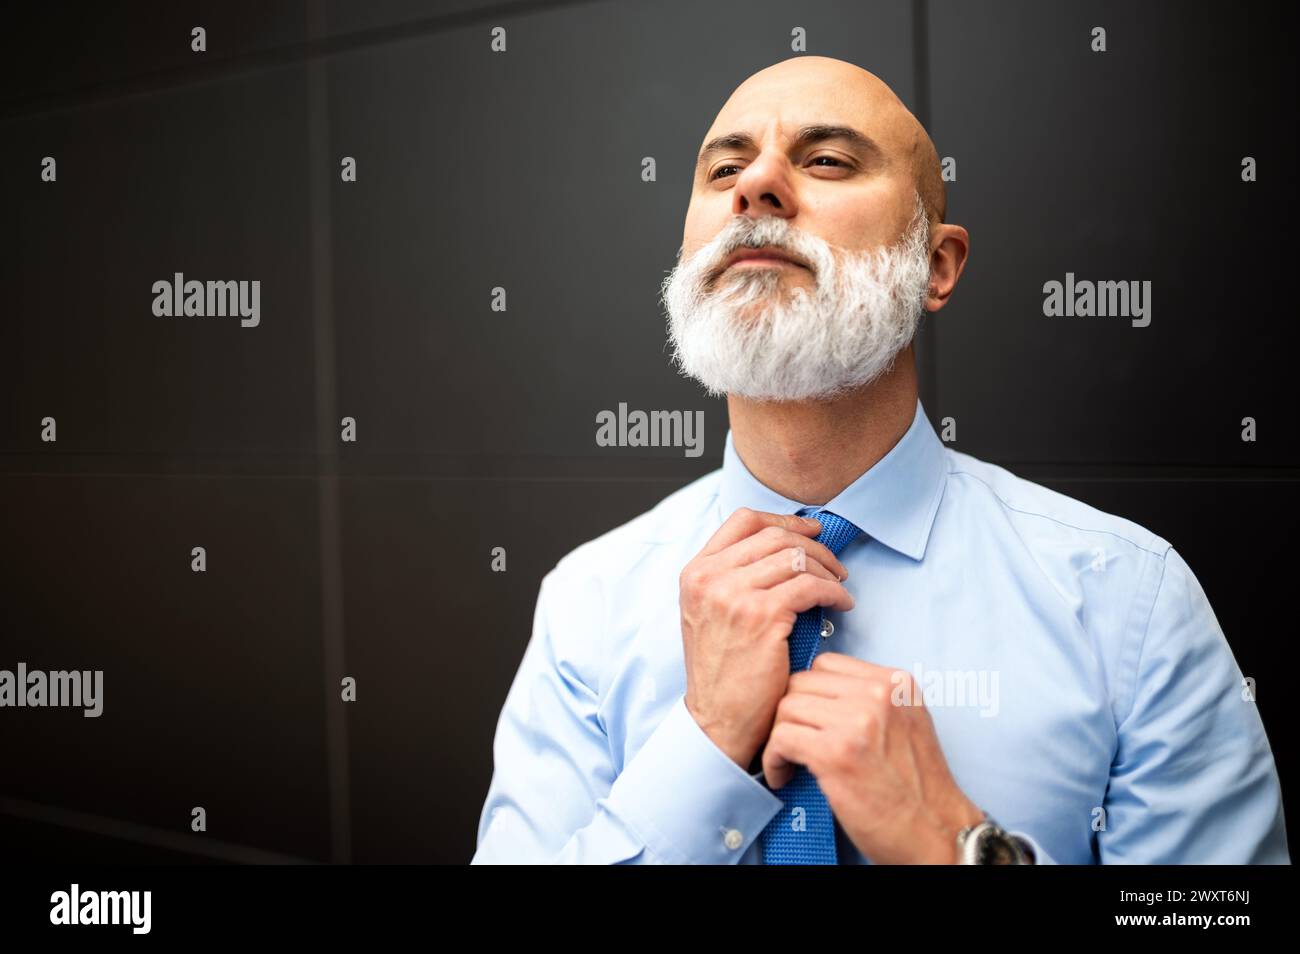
819, 618, 834, 639
723, 828, 744, 850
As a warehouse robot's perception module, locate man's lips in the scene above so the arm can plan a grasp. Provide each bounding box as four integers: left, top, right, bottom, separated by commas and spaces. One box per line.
722, 246, 810, 272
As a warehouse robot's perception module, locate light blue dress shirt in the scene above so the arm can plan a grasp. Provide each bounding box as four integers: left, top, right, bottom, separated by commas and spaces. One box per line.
472, 399, 1289, 864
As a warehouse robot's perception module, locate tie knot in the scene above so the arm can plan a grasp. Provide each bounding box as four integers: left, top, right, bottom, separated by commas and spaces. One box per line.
805, 509, 861, 556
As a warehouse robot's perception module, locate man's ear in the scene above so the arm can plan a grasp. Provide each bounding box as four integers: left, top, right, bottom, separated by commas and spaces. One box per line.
924, 223, 970, 313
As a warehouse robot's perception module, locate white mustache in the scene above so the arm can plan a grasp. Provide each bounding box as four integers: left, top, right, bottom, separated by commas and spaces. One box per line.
696, 217, 827, 288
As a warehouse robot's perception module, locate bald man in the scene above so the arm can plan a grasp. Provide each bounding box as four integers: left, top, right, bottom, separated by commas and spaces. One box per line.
472, 57, 1288, 865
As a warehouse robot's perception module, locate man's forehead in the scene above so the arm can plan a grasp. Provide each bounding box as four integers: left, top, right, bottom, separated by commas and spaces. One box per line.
700, 62, 913, 155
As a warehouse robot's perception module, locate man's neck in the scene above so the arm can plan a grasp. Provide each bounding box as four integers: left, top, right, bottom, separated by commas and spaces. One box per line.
726, 346, 919, 507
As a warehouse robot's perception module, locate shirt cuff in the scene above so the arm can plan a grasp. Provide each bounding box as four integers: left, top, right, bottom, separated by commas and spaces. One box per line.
604, 695, 784, 863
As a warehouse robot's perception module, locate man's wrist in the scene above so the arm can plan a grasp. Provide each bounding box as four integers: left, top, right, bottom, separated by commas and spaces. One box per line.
682, 697, 757, 769
940, 800, 987, 863
912, 797, 985, 863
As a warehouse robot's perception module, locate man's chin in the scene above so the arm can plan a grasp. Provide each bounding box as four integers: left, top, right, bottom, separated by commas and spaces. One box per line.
712, 284, 800, 326
723, 300, 778, 326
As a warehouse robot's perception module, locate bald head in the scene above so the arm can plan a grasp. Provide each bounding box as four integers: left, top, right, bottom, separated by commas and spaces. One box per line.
697, 56, 946, 226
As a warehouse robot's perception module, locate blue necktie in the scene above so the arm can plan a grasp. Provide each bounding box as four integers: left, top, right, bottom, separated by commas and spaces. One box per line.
759, 508, 862, 865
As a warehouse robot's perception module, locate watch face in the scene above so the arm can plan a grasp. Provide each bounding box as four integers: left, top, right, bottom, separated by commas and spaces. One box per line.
976, 828, 1021, 865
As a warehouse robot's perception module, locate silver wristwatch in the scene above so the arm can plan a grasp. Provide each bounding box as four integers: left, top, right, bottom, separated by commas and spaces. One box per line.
955, 812, 1036, 864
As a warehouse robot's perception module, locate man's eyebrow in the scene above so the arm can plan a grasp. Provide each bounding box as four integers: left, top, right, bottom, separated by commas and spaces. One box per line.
695, 123, 883, 172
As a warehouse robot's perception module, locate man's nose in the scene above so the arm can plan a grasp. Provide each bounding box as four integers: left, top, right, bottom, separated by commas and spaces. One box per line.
730, 152, 798, 221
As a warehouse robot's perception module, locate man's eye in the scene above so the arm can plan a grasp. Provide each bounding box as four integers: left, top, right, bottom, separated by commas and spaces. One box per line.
709, 156, 847, 181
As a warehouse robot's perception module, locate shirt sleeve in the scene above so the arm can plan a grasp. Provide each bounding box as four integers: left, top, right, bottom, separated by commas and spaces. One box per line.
471, 570, 784, 864
1098, 546, 1290, 863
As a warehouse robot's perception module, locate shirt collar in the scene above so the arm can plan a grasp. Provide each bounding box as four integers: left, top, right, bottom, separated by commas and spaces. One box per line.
716, 398, 948, 561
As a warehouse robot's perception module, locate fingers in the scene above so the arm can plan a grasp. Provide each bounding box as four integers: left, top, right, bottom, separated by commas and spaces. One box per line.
700, 507, 823, 558
768, 573, 855, 614
785, 668, 865, 699
721, 524, 848, 580
808, 652, 881, 677
773, 690, 838, 730
762, 721, 821, 790
737, 546, 843, 589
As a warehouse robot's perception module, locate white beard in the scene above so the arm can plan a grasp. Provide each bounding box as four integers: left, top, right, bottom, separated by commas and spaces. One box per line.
661, 194, 932, 402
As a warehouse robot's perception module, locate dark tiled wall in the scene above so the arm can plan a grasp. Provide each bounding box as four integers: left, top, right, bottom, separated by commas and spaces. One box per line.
1, 0, 1292, 863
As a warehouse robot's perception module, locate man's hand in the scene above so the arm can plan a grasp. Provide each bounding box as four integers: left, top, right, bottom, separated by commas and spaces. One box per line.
680, 507, 855, 771
762, 652, 985, 864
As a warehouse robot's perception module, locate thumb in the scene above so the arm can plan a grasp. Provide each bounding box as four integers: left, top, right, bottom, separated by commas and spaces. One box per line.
762, 738, 796, 791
